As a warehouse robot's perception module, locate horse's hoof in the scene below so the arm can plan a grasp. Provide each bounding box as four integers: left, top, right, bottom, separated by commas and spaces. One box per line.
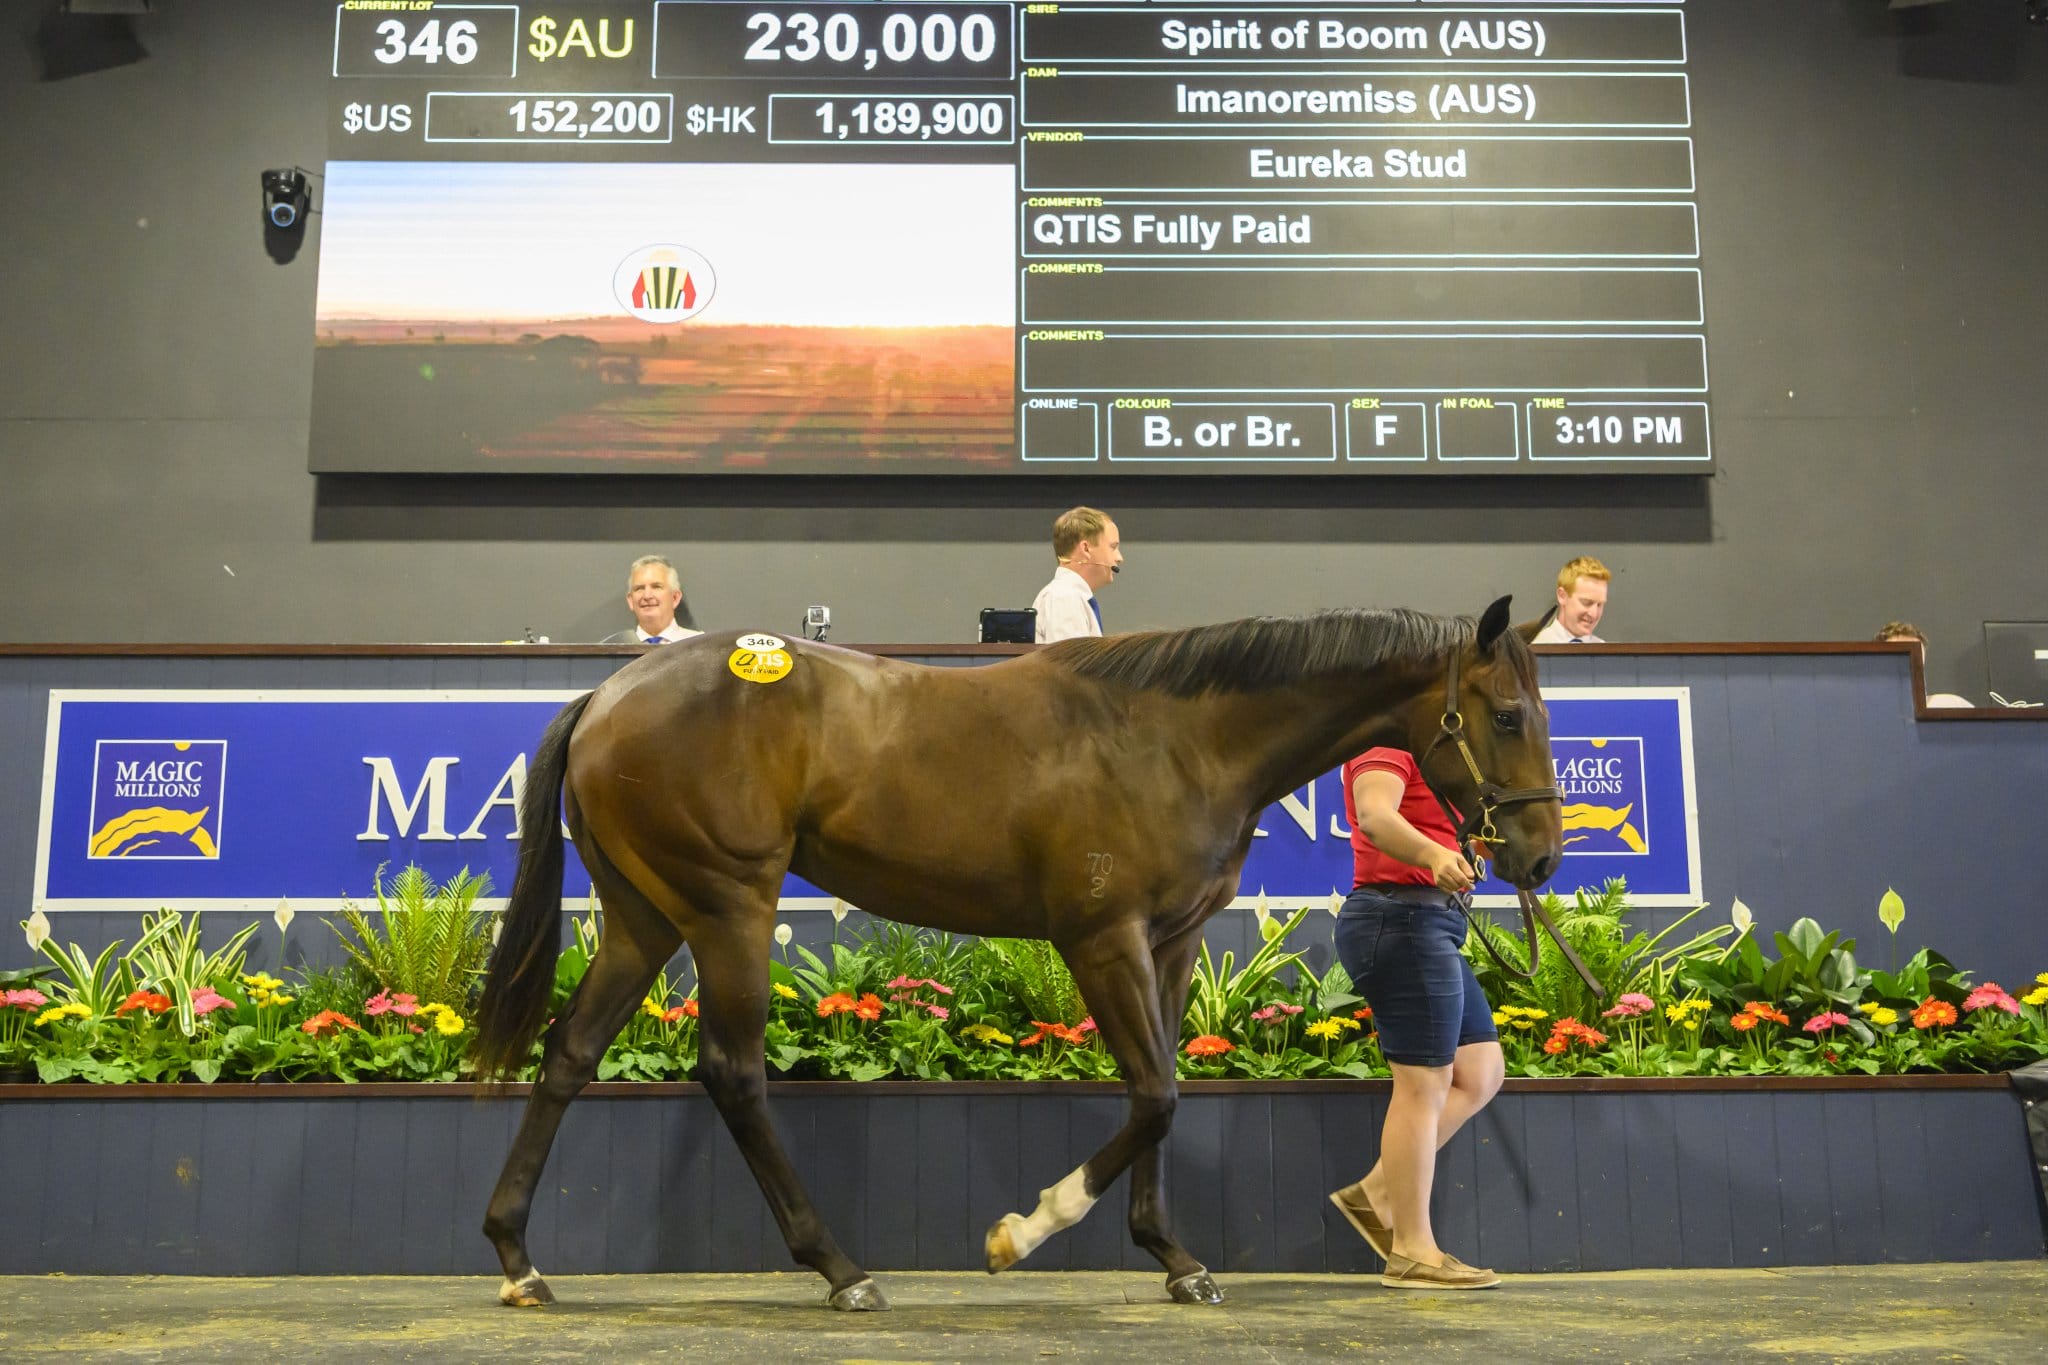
1167, 1270, 1224, 1305
828, 1277, 890, 1312
499, 1272, 554, 1307
985, 1214, 1026, 1274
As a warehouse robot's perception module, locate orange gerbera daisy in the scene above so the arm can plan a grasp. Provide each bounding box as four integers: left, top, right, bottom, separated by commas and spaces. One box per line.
852, 993, 885, 1022
300, 1010, 359, 1037
1184, 1034, 1235, 1057
1020, 1021, 1088, 1046
1731, 1013, 1758, 1032
1911, 997, 1958, 1029
817, 992, 856, 1018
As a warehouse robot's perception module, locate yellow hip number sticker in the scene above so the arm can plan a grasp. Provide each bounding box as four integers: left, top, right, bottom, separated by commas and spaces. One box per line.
729, 646, 793, 684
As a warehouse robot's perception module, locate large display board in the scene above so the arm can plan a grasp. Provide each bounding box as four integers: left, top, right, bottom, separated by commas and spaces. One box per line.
313, 1, 1708, 475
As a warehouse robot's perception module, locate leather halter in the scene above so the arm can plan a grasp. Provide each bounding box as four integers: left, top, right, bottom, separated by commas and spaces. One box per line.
1419, 642, 1605, 998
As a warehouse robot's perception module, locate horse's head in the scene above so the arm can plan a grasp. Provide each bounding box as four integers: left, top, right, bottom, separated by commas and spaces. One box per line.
1412, 596, 1563, 890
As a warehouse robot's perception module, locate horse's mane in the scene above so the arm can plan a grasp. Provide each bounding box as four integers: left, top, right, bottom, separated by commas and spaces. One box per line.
1047, 607, 1534, 698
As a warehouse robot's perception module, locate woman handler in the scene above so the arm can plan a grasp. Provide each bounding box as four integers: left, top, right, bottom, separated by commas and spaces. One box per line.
1326, 745, 1504, 1290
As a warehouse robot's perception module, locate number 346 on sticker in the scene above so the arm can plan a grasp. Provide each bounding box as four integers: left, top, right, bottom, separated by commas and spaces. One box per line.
729, 634, 793, 684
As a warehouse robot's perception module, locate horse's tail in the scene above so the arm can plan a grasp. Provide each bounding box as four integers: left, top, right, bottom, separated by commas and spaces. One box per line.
473, 691, 594, 1081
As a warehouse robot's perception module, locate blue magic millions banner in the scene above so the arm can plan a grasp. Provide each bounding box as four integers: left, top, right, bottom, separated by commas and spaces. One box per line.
36, 688, 1699, 912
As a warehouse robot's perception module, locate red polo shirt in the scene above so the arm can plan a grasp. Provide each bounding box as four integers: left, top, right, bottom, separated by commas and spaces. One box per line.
1340, 747, 1460, 889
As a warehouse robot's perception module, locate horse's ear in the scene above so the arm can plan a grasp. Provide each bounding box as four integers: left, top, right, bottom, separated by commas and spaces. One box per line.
1476, 595, 1513, 652
1513, 604, 1559, 645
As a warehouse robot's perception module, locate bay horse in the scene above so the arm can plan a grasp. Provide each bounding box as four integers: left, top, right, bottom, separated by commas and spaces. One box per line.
473, 597, 1562, 1311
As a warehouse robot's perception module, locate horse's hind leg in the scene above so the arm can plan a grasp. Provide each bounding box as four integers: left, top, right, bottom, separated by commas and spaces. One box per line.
688, 895, 883, 1311
483, 871, 678, 1307
1126, 924, 1220, 1304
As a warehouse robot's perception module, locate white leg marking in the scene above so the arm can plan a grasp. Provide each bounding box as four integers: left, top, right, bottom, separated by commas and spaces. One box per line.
1002, 1165, 1097, 1263
499, 1271, 548, 1306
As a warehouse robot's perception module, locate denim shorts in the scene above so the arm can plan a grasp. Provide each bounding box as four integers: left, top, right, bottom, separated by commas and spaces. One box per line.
1334, 887, 1499, 1068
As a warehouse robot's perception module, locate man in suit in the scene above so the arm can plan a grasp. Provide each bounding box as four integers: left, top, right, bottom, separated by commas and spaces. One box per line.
1031, 507, 1123, 643
601, 555, 702, 645
1532, 556, 1610, 644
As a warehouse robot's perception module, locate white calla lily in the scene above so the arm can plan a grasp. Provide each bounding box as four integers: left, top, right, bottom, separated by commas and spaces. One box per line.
273, 897, 296, 936
1328, 890, 1343, 919
1731, 898, 1754, 934
774, 923, 793, 947
24, 906, 51, 953
830, 899, 849, 926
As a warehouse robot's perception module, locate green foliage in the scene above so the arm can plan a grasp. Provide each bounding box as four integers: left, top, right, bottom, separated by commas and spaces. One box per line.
128, 910, 261, 1036
977, 936, 1087, 1026
1678, 915, 1867, 1016
1185, 908, 1314, 1040
10, 880, 2048, 1085
331, 864, 497, 1007
33, 935, 136, 1018
1466, 879, 1735, 1022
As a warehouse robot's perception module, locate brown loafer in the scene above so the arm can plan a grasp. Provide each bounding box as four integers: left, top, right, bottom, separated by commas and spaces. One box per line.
1380, 1252, 1501, 1291
1327, 1182, 1395, 1260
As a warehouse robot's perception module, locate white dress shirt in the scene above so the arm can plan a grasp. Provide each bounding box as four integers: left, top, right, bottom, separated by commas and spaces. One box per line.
1533, 619, 1602, 644
1032, 566, 1102, 643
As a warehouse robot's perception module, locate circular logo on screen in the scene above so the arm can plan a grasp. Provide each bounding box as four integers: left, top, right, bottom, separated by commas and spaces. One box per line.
613, 244, 717, 324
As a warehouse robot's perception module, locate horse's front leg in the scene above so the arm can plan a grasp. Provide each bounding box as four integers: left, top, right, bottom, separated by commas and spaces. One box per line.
1125, 922, 1220, 1303
986, 920, 1205, 1299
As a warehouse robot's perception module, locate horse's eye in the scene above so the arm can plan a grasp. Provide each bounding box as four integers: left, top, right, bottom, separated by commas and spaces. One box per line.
1493, 710, 1520, 732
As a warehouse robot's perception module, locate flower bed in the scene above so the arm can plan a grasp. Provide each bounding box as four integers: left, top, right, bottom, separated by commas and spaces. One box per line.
5, 872, 2046, 1086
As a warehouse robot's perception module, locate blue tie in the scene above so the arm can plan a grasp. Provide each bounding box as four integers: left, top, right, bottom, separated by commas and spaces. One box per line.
644, 636, 663, 645
1088, 598, 1102, 631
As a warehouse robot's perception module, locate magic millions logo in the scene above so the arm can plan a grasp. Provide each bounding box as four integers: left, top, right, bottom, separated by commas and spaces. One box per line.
86, 740, 227, 859
1551, 738, 1648, 856
613, 243, 716, 324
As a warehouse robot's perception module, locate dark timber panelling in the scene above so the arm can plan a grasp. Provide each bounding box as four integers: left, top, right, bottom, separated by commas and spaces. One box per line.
2, 1085, 2038, 1276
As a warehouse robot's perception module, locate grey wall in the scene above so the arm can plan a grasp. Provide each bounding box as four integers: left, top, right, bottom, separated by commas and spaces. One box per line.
2, 1, 2045, 697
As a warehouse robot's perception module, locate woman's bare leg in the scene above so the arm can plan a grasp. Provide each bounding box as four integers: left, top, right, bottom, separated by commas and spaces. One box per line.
1362, 1041, 1503, 1262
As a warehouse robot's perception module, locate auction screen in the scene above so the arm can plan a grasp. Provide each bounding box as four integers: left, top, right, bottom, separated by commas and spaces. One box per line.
312, 1, 1709, 475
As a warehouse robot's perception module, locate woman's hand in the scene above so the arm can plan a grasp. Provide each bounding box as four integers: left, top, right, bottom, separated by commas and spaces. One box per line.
1420, 844, 1477, 894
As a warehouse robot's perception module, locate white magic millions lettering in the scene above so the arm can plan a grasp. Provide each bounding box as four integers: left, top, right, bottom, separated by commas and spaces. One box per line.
359, 754, 547, 843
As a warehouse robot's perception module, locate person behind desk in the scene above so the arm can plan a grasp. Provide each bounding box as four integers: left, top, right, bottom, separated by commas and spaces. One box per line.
1031, 506, 1123, 643
601, 555, 702, 645
1531, 555, 1610, 644
1876, 622, 1973, 708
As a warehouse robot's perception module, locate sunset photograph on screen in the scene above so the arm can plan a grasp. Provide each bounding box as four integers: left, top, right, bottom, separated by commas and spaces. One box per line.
310, 161, 1015, 473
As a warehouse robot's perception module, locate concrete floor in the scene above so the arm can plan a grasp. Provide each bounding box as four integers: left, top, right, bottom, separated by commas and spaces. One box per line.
3, 1264, 2045, 1363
